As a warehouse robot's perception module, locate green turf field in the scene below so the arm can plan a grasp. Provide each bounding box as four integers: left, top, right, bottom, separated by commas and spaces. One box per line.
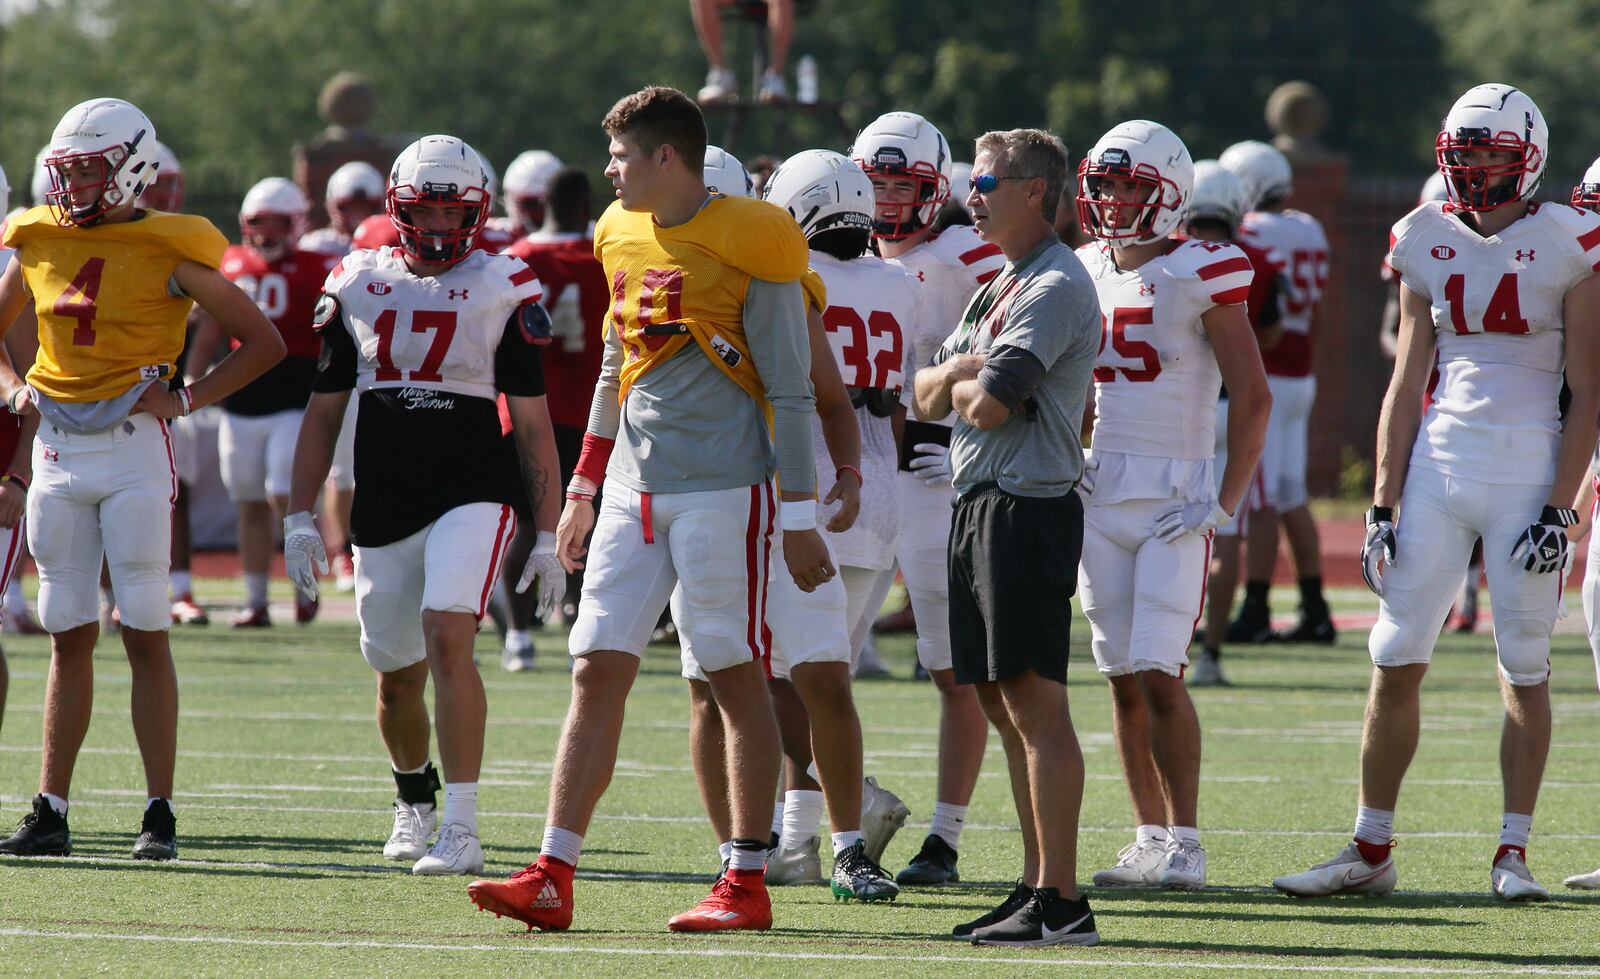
1, 582, 1598, 977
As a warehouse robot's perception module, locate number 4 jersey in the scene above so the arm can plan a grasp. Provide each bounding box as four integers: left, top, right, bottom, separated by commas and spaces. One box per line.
313, 246, 547, 546
1077, 237, 1254, 503
1387, 200, 1600, 485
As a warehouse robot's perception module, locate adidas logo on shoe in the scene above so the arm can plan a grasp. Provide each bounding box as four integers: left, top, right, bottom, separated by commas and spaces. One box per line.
687, 909, 739, 921
531, 882, 564, 909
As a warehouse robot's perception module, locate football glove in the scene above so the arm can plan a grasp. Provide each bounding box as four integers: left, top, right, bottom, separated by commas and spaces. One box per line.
907, 442, 952, 487
1510, 505, 1577, 575
1153, 500, 1230, 542
283, 511, 328, 601
1078, 454, 1099, 496
1360, 506, 1397, 597
517, 530, 565, 619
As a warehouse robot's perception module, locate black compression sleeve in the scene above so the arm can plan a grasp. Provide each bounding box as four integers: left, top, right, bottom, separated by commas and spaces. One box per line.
311, 313, 358, 393
495, 308, 547, 397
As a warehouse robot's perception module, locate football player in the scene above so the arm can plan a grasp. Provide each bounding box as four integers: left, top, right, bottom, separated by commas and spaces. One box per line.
189, 178, 337, 627
1274, 84, 1600, 902
0, 98, 284, 860
1218, 140, 1333, 644
285, 135, 562, 876
300, 161, 385, 257
0, 166, 45, 638
852, 110, 1005, 887
1186, 160, 1283, 687
353, 149, 516, 256
1075, 122, 1270, 891
467, 86, 828, 933
492, 150, 562, 237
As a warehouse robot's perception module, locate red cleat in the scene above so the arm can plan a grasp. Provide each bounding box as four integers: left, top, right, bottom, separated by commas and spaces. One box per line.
295, 593, 319, 624
231, 606, 271, 628
170, 594, 210, 626
467, 856, 573, 932
667, 869, 772, 932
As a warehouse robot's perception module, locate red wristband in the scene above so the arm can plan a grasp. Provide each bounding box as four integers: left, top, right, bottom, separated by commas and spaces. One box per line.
573, 433, 615, 485
836, 464, 863, 485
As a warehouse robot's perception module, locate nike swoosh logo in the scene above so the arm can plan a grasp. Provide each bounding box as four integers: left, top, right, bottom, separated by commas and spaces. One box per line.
1341, 865, 1387, 887
1042, 912, 1092, 941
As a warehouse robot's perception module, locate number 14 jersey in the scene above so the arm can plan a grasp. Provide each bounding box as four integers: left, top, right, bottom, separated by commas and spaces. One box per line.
1387, 201, 1600, 485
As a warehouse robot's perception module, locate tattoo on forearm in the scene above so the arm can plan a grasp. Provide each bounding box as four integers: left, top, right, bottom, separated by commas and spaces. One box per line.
519, 445, 549, 517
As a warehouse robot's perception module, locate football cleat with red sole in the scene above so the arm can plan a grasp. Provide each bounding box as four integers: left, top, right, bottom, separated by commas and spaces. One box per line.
667, 869, 772, 932
467, 857, 573, 932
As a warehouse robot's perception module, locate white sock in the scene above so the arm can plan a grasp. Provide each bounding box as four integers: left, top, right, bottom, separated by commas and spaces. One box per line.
5, 574, 25, 614
505, 628, 532, 652
781, 789, 824, 849
540, 826, 583, 867
930, 801, 968, 850
1136, 823, 1169, 847
728, 840, 766, 872
718, 840, 733, 865
170, 570, 192, 599
244, 572, 269, 609
1170, 825, 1200, 847
1353, 806, 1395, 845
771, 802, 784, 838
442, 782, 477, 835
1500, 812, 1532, 850
42, 793, 67, 816
831, 830, 863, 854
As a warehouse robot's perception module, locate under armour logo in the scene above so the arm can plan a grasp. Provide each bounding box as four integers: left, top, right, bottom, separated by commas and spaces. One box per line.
43, 448, 59, 462
1515, 249, 1536, 262
1139, 283, 1156, 296
449, 288, 470, 300
915, 271, 926, 282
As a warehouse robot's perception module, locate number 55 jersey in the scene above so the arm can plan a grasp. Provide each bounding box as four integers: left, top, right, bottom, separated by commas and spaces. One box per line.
1386, 200, 1600, 486
313, 246, 547, 546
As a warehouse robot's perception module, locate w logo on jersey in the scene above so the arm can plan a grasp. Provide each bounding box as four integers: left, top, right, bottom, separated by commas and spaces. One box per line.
1431, 245, 1456, 260
449, 288, 470, 300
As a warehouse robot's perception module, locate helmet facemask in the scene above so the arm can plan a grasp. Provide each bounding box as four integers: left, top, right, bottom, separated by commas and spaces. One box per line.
1435, 128, 1542, 212
863, 160, 949, 240
387, 183, 489, 265
1076, 154, 1178, 245
1573, 182, 1600, 214
46, 144, 140, 228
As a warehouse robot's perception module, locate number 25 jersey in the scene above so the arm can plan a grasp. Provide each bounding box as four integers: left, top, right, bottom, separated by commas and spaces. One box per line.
1387, 201, 1600, 485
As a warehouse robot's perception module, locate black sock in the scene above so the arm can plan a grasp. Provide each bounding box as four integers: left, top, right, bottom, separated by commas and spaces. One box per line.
1242, 581, 1270, 613
393, 762, 440, 808
1203, 644, 1221, 661
1298, 576, 1328, 618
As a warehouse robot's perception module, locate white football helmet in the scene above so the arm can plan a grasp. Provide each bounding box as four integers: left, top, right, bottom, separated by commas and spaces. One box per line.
1436, 83, 1547, 212
1218, 140, 1293, 211
326, 161, 385, 203
703, 145, 753, 198
240, 177, 309, 258
386, 135, 493, 265
949, 162, 975, 216
1573, 155, 1600, 214
1077, 120, 1193, 245
1419, 170, 1450, 205
43, 97, 162, 227
850, 111, 952, 239
139, 141, 184, 212
31, 147, 52, 206
762, 149, 874, 240
1186, 160, 1248, 230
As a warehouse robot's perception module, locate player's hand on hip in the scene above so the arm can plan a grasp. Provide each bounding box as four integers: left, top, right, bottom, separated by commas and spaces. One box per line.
283, 511, 328, 601
1510, 505, 1576, 575
1153, 499, 1229, 542
517, 531, 566, 619
1361, 505, 1397, 597
783, 528, 836, 593
5, 386, 36, 418
129, 384, 184, 420
823, 470, 861, 532
908, 442, 952, 487
0, 481, 23, 530
1077, 454, 1099, 496
556, 498, 594, 574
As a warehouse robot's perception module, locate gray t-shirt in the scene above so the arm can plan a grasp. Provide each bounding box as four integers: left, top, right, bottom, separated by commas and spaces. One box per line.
936, 235, 1100, 498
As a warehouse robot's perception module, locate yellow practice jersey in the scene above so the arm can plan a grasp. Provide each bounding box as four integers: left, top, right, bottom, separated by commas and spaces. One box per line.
594, 194, 809, 407
2, 206, 227, 402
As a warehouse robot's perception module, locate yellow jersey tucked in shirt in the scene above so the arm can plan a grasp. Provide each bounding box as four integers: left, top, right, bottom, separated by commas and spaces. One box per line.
594, 194, 809, 410
3, 206, 227, 402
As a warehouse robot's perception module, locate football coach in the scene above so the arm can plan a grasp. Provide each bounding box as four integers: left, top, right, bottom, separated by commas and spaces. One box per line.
912, 128, 1101, 948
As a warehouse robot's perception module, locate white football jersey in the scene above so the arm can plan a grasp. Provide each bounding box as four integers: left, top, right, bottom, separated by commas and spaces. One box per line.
299, 227, 355, 256
323, 247, 544, 402
1388, 201, 1600, 484
809, 250, 922, 570
1238, 209, 1327, 333
1078, 238, 1253, 501
887, 224, 1006, 425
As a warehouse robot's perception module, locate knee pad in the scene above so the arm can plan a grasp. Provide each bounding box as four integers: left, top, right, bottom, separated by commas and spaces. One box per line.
1494, 614, 1552, 686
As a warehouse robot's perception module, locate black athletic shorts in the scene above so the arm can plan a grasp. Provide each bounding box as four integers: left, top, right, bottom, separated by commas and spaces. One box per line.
948, 483, 1082, 685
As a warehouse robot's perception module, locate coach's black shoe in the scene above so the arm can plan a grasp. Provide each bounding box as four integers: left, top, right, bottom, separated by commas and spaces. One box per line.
1275, 609, 1337, 644
132, 798, 177, 861
898, 834, 960, 885
970, 887, 1098, 947
952, 879, 1032, 938
0, 795, 72, 856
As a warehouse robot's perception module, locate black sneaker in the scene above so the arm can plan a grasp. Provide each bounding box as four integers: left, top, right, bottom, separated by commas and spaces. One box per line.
1225, 608, 1272, 644
952, 879, 1032, 938
897, 833, 960, 885
971, 887, 1098, 947
0, 795, 72, 856
831, 841, 900, 902
1274, 609, 1337, 644
132, 798, 177, 861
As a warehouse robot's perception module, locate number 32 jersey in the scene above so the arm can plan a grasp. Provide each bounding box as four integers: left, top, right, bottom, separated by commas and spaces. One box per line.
1076, 238, 1254, 503
314, 246, 547, 546
1387, 201, 1600, 485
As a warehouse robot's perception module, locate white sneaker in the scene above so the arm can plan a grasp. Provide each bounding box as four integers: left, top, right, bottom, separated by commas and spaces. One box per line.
757, 69, 788, 104
383, 800, 437, 861
1188, 651, 1228, 687
697, 67, 737, 104
1092, 838, 1169, 888
765, 836, 822, 885
1159, 839, 1207, 889
412, 821, 483, 875
501, 634, 536, 673
859, 776, 910, 864
1273, 842, 1396, 897
1564, 866, 1600, 890
1492, 850, 1550, 902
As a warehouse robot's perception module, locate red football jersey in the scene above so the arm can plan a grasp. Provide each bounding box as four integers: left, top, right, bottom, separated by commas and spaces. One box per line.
352, 215, 515, 254
220, 246, 339, 359
1236, 240, 1281, 332
505, 234, 607, 430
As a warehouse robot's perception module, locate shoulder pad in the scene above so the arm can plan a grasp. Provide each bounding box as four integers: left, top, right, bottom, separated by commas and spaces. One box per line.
514, 301, 553, 346
312, 294, 341, 332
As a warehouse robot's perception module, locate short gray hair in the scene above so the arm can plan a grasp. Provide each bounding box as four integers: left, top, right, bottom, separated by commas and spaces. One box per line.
975, 129, 1070, 222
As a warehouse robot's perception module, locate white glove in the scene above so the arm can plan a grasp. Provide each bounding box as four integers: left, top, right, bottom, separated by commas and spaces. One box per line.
516, 530, 565, 620
907, 442, 952, 487
1153, 500, 1230, 542
1361, 506, 1397, 597
283, 511, 327, 601
1078, 455, 1099, 496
